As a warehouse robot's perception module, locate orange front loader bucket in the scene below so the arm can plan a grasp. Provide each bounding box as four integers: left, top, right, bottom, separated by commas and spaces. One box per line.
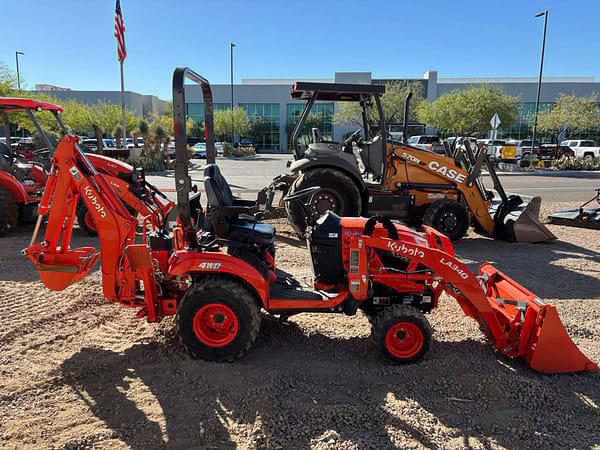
29, 247, 99, 291
479, 264, 597, 374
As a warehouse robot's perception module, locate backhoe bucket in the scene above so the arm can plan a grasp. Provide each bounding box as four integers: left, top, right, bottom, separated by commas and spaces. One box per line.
491, 194, 557, 243
29, 247, 99, 291
479, 264, 597, 374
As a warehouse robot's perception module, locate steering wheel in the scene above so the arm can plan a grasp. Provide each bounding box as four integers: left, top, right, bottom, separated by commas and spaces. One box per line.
283, 186, 321, 202
344, 129, 363, 147
363, 216, 399, 240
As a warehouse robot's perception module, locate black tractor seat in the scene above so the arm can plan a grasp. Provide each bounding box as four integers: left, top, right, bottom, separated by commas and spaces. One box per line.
203, 164, 275, 246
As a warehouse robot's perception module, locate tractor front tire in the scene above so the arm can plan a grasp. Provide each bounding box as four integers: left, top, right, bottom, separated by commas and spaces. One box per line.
286, 168, 362, 236
176, 276, 261, 362
0, 186, 18, 237
372, 304, 432, 365
19, 203, 38, 224
422, 199, 469, 241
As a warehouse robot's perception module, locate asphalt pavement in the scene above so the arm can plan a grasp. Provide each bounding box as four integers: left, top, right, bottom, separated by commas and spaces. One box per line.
146, 154, 599, 203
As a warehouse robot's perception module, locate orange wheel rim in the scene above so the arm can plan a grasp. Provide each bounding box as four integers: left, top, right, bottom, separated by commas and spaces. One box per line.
385, 322, 423, 358
192, 304, 239, 347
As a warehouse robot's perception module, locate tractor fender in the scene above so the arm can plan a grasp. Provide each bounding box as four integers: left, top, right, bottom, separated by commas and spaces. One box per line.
168, 251, 270, 307
289, 156, 367, 205
0, 170, 28, 204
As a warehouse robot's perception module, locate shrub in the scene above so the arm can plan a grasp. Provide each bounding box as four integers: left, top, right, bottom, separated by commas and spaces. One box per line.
126, 154, 168, 172
226, 146, 256, 157
552, 156, 600, 171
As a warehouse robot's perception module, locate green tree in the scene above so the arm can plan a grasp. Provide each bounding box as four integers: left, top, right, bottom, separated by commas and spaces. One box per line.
537, 93, 600, 140
334, 80, 425, 128
285, 114, 324, 148
246, 116, 271, 143
416, 85, 519, 136
60, 99, 93, 135
113, 125, 123, 148
214, 107, 249, 142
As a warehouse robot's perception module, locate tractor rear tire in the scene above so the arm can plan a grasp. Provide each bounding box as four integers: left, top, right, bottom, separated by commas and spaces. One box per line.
77, 201, 98, 236
176, 276, 261, 362
286, 168, 362, 236
422, 199, 469, 241
19, 203, 38, 224
0, 186, 18, 237
372, 304, 431, 365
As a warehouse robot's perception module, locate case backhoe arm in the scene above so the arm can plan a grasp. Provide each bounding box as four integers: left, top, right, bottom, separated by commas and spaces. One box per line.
24, 135, 138, 302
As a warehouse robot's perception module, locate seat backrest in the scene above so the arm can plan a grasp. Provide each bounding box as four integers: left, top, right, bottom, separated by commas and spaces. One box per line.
360, 135, 384, 177
203, 164, 234, 237
0, 142, 13, 173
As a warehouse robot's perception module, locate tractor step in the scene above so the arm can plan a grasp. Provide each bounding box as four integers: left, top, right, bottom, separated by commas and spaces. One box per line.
269, 281, 324, 301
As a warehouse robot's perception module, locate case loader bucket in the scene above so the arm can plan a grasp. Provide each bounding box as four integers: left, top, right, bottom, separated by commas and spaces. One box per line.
491, 194, 557, 243
478, 264, 597, 374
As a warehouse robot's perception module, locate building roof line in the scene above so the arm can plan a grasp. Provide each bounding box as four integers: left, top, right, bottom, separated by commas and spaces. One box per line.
438, 76, 595, 84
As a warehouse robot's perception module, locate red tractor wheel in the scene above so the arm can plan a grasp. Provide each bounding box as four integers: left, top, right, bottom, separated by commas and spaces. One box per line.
373, 305, 432, 364
0, 186, 18, 237
176, 276, 261, 361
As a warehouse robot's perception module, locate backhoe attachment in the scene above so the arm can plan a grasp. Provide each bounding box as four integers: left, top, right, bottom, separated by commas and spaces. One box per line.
24, 135, 138, 301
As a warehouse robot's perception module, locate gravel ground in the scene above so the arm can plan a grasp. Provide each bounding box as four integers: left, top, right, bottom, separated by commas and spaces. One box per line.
0, 202, 598, 449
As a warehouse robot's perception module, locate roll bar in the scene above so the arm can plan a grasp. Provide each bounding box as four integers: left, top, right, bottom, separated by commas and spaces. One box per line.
172, 67, 216, 248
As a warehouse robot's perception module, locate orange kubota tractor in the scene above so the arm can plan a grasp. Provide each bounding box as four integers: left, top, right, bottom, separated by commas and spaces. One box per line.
258, 83, 555, 243
24, 67, 596, 374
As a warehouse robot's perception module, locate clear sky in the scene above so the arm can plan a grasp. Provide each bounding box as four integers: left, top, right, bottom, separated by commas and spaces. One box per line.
1, 0, 599, 99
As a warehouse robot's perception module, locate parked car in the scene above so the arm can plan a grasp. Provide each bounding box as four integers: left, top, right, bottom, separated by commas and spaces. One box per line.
238, 138, 255, 148
407, 135, 446, 154
126, 137, 145, 148
561, 140, 600, 159
80, 138, 99, 152
537, 144, 574, 160
446, 136, 478, 152
517, 139, 541, 161
192, 142, 207, 158
215, 142, 224, 155
167, 141, 176, 157
102, 138, 117, 149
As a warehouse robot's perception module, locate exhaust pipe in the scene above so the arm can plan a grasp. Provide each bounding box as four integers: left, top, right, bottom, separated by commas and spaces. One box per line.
402, 92, 412, 143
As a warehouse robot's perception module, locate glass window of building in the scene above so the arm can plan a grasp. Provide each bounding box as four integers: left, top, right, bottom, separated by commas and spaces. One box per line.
286, 103, 334, 148
238, 103, 280, 151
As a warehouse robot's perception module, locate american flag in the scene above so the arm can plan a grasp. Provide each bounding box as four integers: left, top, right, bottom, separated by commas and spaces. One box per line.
114, 0, 126, 62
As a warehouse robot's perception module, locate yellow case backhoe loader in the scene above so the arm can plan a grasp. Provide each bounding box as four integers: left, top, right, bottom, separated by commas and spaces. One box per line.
258, 82, 555, 243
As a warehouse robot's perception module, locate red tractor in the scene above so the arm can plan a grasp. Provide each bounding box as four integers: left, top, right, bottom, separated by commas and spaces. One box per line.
0, 98, 56, 236
0, 97, 179, 237
24, 67, 597, 373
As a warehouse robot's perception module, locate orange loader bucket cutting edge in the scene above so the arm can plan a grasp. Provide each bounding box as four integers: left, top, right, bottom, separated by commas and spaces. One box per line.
478, 263, 598, 374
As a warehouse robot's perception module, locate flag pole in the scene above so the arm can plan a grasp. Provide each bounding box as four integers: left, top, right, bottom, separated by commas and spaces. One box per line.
120, 60, 126, 146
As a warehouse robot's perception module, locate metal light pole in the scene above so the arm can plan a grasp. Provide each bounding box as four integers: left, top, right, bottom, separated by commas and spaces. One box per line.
230, 42, 236, 146
531, 10, 548, 152
15, 51, 24, 91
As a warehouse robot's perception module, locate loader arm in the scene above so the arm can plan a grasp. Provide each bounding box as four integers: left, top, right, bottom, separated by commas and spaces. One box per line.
24, 135, 138, 302
347, 227, 597, 374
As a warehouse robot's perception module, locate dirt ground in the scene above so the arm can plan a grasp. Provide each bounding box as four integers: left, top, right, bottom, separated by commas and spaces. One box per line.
0, 202, 598, 449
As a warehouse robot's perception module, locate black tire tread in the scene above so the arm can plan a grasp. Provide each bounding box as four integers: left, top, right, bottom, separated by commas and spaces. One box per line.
0, 186, 18, 236
422, 199, 469, 241
372, 304, 432, 364
176, 275, 261, 362
286, 168, 362, 236
76, 200, 98, 236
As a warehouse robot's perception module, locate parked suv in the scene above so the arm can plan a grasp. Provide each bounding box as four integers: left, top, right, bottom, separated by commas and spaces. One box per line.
561, 140, 600, 159
407, 135, 446, 154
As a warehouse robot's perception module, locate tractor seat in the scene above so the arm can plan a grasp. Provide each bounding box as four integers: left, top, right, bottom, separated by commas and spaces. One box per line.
204, 164, 275, 246
228, 222, 275, 244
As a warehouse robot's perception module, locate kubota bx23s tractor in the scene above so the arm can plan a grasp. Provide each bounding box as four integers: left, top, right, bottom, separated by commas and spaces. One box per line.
258, 82, 555, 243
24, 67, 595, 374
